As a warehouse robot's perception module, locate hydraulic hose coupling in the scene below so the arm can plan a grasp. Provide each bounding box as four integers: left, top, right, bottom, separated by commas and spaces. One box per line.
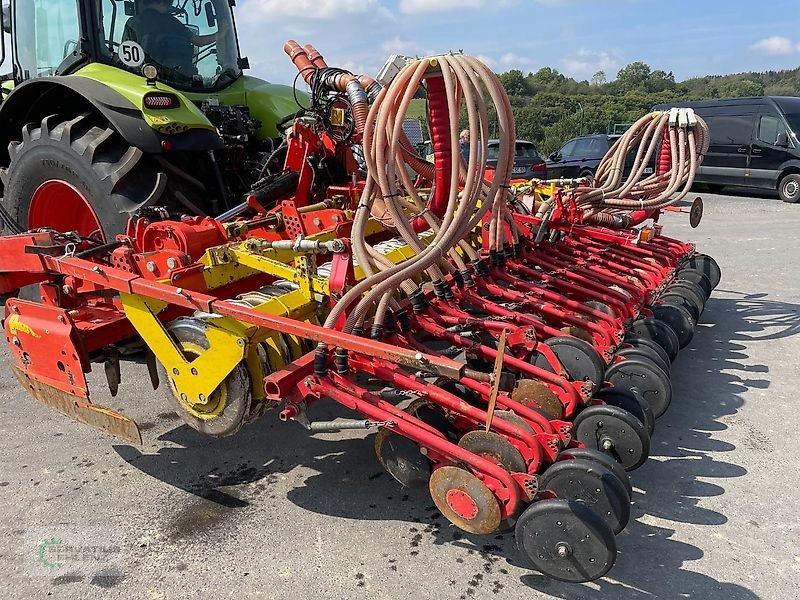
352, 325, 364, 337
408, 289, 429, 314
473, 259, 490, 278
451, 270, 465, 288
334, 347, 350, 374
460, 270, 476, 289
314, 344, 329, 375
370, 323, 383, 340
433, 279, 454, 300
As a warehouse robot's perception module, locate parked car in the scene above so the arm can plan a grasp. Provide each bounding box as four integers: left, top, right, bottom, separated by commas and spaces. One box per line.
487, 139, 547, 180
546, 134, 656, 181
652, 96, 800, 203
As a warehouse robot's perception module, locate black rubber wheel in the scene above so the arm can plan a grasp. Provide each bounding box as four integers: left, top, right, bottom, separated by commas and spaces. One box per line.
557, 447, 632, 498
539, 458, 631, 534
666, 280, 706, 316
622, 335, 671, 370
604, 358, 672, 418
651, 304, 695, 348
615, 346, 670, 377
682, 253, 721, 290
630, 318, 680, 362
658, 293, 700, 324
572, 405, 650, 471
595, 386, 655, 437
1, 114, 166, 239
532, 336, 605, 396
674, 269, 712, 300
515, 499, 617, 582
779, 172, 800, 204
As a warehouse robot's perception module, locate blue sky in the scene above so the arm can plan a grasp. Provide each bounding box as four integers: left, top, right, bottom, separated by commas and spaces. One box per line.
2, 0, 799, 87
234, 0, 800, 86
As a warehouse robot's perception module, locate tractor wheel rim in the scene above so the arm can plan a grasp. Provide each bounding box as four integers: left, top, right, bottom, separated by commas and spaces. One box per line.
29, 180, 104, 241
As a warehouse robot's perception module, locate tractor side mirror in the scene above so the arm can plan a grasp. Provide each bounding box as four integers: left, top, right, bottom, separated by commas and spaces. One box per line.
205, 2, 217, 28
549, 152, 561, 162
776, 132, 789, 147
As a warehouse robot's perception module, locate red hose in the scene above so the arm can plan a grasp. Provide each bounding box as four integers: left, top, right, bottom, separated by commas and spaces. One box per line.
411, 74, 450, 232
657, 123, 671, 176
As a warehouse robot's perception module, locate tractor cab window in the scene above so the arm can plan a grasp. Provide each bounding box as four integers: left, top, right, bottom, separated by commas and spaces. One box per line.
97, 0, 241, 90
14, 0, 82, 78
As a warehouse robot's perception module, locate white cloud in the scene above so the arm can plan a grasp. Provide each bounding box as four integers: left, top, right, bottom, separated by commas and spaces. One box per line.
241, 0, 389, 21
237, 0, 395, 85
400, 0, 482, 13
499, 52, 535, 69
382, 36, 420, 55
562, 48, 621, 77
749, 36, 797, 55
399, 0, 518, 14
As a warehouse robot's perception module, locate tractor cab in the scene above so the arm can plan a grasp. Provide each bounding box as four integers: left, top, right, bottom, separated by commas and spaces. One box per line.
3, 0, 243, 92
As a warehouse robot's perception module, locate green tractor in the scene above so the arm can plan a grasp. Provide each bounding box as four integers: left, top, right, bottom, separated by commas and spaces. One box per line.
0, 0, 298, 239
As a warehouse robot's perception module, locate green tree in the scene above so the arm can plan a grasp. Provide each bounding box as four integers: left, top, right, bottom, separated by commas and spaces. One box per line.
616, 62, 652, 91
499, 69, 529, 97
530, 67, 565, 88
591, 70, 607, 87
718, 79, 764, 98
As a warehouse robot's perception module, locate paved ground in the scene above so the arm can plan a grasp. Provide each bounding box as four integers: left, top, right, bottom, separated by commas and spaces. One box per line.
1, 191, 799, 599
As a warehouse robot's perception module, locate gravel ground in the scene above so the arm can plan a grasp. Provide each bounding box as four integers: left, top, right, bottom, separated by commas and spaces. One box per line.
0, 191, 798, 599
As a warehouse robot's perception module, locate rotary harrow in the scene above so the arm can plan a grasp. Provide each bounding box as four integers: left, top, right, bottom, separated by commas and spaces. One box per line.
0, 46, 720, 583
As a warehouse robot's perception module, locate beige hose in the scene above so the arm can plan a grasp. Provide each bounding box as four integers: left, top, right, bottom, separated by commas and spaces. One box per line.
322, 54, 515, 334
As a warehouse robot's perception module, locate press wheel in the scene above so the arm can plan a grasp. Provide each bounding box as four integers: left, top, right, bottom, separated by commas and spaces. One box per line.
658, 293, 700, 323
683, 253, 721, 290
594, 386, 655, 437
557, 447, 632, 498
630, 318, 679, 362
515, 499, 617, 583
572, 405, 650, 471
622, 335, 671, 369
651, 304, 695, 349
531, 336, 604, 396
614, 346, 670, 378
605, 359, 672, 418
539, 458, 631, 534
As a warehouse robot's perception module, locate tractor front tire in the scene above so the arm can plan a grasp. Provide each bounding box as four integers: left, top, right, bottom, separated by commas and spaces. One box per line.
0, 113, 166, 239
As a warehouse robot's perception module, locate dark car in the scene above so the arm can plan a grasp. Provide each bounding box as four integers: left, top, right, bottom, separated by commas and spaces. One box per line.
653, 96, 800, 203
487, 139, 547, 180
545, 134, 654, 181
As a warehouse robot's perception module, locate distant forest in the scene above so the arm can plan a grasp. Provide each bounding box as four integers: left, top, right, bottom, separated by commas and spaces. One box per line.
443, 62, 800, 154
